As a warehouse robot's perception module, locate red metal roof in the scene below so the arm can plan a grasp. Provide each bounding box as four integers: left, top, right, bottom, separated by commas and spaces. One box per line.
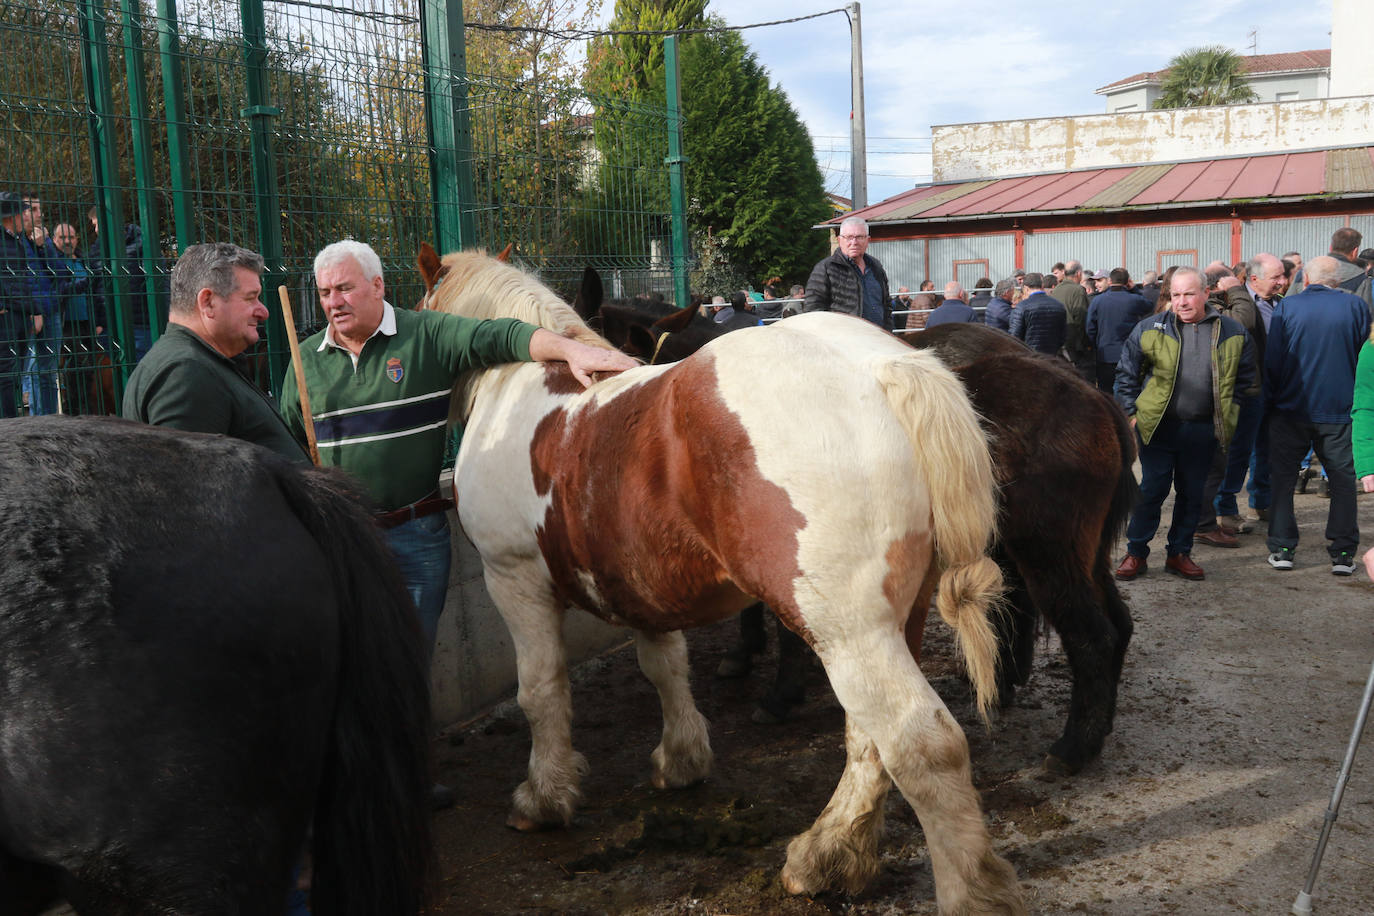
839, 146, 1374, 226
1097, 49, 1330, 93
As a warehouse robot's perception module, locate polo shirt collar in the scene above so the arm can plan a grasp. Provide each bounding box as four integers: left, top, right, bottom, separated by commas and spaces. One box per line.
319, 301, 396, 352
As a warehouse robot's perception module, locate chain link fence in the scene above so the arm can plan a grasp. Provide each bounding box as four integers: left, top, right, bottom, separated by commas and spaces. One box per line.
0, 0, 673, 416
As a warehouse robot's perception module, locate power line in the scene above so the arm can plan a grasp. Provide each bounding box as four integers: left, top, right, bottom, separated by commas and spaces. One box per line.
465, 8, 848, 41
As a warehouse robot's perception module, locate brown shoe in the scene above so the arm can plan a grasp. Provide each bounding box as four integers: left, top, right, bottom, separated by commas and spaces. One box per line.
1219, 514, 1254, 534
1115, 554, 1147, 580
1195, 528, 1239, 548
1165, 553, 1205, 580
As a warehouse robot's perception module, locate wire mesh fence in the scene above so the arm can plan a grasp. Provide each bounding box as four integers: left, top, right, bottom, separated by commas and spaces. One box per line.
0, 0, 673, 417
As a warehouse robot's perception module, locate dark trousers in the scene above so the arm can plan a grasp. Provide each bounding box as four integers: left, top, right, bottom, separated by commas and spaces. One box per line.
1198, 394, 1264, 529
1266, 412, 1359, 558
1126, 416, 1217, 559
1247, 411, 1272, 511
1095, 360, 1117, 395
0, 312, 22, 419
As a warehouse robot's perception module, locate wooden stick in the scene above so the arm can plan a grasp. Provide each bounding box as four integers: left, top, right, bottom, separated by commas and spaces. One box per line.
278, 285, 320, 466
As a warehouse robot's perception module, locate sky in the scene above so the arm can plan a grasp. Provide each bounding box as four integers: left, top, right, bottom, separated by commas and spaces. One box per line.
590, 0, 1337, 205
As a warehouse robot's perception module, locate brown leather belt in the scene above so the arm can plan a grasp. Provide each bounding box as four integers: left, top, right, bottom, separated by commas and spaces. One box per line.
375, 491, 454, 529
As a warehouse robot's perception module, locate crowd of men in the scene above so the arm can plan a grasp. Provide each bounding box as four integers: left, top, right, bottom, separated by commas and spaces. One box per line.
803, 216, 1374, 583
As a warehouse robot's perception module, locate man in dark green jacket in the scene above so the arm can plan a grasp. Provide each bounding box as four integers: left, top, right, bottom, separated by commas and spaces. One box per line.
1113, 267, 1255, 582
123, 242, 308, 464
1051, 260, 1094, 381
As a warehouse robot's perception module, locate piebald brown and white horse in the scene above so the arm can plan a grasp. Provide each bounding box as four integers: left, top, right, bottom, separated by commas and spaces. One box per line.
419, 248, 1025, 913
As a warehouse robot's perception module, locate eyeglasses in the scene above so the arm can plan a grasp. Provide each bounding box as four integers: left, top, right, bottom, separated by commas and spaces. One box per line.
839, 234, 868, 241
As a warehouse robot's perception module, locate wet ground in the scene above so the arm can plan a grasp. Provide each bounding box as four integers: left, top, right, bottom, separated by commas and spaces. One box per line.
431, 491, 1374, 915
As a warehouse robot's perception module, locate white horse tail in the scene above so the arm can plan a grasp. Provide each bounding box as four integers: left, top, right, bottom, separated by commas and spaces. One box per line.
874, 352, 1003, 722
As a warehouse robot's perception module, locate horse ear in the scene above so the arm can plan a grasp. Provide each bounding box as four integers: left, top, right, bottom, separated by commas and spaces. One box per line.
625, 324, 657, 360
572, 266, 604, 321
496, 243, 514, 263
654, 302, 699, 334
416, 242, 441, 292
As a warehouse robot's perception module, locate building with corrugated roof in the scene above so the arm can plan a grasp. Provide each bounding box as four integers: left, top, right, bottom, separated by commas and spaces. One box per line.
822, 3, 1374, 291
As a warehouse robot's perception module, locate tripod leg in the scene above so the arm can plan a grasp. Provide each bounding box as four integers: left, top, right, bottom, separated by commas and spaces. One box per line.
1292, 658, 1374, 915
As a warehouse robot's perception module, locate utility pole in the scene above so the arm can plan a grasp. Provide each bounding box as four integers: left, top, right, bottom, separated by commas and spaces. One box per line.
848, 1, 866, 210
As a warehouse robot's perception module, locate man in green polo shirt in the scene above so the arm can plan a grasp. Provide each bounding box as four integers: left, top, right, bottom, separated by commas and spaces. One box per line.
279, 238, 631, 654
123, 242, 309, 464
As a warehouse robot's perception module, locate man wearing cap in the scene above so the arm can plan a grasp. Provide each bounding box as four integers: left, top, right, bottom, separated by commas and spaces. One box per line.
1085, 268, 1152, 393
0, 192, 42, 418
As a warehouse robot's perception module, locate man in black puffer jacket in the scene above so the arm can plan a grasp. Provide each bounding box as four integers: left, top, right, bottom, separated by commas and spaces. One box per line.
802, 216, 892, 330
1009, 271, 1066, 355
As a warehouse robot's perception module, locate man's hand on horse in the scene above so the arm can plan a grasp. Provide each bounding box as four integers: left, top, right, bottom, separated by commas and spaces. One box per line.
529, 329, 638, 388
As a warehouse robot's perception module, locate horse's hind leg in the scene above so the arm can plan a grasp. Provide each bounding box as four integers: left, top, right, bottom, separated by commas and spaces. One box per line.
486, 570, 587, 829
1020, 559, 1128, 776
634, 630, 712, 788
796, 634, 1024, 913
994, 561, 1038, 708
0, 850, 60, 916
780, 717, 891, 895
753, 619, 810, 724
717, 601, 767, 678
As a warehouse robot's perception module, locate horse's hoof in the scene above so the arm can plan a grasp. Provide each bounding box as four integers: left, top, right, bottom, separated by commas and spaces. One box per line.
506, 811, 550, 832
779, 865, 812, 896
716, 653, 752, 678
1043, 752, 1083, 777
750, 703, 792, 725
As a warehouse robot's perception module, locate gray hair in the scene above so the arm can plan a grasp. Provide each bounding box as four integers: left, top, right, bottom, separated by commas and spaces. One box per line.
994, 278, 1016, 298
839, 216, 868, 236
1171, 265, 1204, 290
315, 239, 384, 284
170, 242, 264, 315
1304, 255, 1342, 288
1064, 260, 1082, 278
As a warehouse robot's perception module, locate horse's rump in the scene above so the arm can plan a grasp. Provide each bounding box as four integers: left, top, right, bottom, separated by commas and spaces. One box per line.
0, 418, 432, 915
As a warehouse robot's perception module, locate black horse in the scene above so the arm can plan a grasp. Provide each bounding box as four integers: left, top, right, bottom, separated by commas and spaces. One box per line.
576, 289, 1138, 775
0, 418, 433, 915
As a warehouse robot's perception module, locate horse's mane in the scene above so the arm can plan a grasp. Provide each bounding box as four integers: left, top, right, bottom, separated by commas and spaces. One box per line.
431, 251, 615, 352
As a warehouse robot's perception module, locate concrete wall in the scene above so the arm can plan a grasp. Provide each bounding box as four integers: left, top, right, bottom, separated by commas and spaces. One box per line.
429, 511, 632, 727
932, 96, 1374, 182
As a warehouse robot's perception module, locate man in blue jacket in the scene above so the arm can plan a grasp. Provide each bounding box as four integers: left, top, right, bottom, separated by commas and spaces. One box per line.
0, 191, 37, 418
1263, 255, 1372, 575
1009, 272, 1066, 355
1085, 268, 1152, 393
925, 281, 978, 327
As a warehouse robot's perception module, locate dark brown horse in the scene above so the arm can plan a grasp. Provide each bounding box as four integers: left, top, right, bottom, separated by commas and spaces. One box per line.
579, 291, 1137, 775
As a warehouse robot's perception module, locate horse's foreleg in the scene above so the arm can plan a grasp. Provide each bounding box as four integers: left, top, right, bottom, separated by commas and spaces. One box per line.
779, 716, 890, 895
634, 629, 712, 789
487, 571, 586, 830
810, 633, 1025, 914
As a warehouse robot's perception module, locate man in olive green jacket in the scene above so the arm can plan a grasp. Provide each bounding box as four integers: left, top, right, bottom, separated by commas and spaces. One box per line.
1112, 267, 1255, 582
1051, 260, 1094, 381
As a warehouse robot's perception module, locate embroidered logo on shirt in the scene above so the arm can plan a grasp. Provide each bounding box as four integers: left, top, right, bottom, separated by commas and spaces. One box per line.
386, 357, 404, 383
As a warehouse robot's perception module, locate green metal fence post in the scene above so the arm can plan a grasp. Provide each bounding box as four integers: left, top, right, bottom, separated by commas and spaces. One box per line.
421, 0, 476, 253
663, 36, 690, 310
240, 0, 287, 389
76, 0, 132, 400
156, 0, 195, 253
119, 0, 167, 343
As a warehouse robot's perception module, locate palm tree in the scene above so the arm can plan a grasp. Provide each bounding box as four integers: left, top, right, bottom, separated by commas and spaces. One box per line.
1153, 46, 1260, 109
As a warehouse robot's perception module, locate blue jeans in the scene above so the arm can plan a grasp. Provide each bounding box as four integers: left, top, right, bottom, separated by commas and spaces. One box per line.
1126, 417, 1217, 558
1266, 413, 1358, 558
1247, 411, 1272, 510
27, 315, 61, 415
1214, 394, 1263, 518
381, 510, 452, 663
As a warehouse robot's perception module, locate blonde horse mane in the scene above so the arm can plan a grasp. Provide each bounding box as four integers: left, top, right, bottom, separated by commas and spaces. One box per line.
428, 250, 615, 352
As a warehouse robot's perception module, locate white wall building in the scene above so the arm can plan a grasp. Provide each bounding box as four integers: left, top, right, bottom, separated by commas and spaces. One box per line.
1095, 50, 1330, 113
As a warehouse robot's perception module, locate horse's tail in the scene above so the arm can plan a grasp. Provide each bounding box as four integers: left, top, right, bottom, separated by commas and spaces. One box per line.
283, 467, 434, 916
875, 353, 1004, 722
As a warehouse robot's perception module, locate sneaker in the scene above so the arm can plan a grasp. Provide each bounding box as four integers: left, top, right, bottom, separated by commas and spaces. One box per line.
1268, 549, 1294, 570
1332, 553, 1356, 576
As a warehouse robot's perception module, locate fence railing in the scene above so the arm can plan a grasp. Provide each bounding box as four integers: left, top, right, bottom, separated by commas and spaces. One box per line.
0, 0, 674, 417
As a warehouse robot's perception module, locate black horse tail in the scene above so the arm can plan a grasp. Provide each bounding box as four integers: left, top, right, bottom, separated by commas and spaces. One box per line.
283, 467, 435, 915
